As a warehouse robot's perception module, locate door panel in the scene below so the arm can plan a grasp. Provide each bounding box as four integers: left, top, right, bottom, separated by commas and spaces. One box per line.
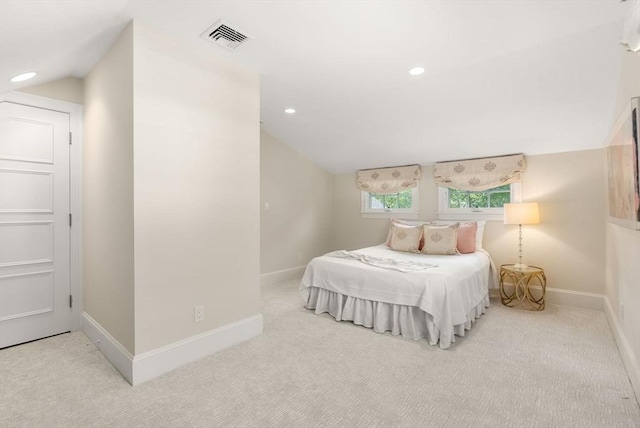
0, 102, 71, 348
0, 222, 54, 267
0, 117, 54, 163
0, 169, 54, 212
0, 270, 54, 321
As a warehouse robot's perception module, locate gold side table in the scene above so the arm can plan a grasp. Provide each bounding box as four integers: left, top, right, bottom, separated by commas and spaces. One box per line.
499, 264, 546, 311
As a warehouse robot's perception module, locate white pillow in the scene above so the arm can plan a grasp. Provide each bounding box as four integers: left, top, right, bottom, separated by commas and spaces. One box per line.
421, 223, 459, 255
389, 223, 423, 253
430, 220, 485, 249
385, 218, 427, 247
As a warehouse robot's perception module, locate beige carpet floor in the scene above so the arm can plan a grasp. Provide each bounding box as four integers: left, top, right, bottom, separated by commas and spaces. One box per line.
1, 279, 639, 427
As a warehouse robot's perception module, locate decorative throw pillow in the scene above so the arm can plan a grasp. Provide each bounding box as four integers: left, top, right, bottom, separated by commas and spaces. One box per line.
421, 223, 459, 255
456, 221, 477, 254
431, 220, 485, 250
389, 223, 423, 253
385, 218, 427, 249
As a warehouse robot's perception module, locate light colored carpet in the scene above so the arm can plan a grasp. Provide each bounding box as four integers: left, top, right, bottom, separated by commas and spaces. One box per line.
1, 280, 638, 427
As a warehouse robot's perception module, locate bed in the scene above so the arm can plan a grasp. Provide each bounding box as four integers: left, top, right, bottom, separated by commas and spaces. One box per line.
300, 244, 495, 349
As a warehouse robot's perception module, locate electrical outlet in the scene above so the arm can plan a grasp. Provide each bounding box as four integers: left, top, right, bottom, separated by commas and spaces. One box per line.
194, 305, 205, 323
298, 252, 303, 261
620, 303, 624, 320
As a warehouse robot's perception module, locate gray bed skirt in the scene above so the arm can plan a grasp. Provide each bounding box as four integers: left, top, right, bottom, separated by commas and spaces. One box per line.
303, 287, 490, 349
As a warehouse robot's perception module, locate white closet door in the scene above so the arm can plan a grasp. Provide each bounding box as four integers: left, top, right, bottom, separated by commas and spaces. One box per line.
0, 102, 71, 348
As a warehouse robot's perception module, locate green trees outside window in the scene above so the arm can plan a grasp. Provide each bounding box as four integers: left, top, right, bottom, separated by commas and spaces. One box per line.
369, 189, 413, 209
448, 184, 510, 209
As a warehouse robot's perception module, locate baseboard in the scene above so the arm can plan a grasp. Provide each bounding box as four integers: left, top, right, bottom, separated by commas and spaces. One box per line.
82, 312, 263, 386
489, 287, 604, 310
260, 265, 306, 286
545, 287, 604, 310
131, 314, 263, 386
81, 312, 134, 384
604, 296, 640, 403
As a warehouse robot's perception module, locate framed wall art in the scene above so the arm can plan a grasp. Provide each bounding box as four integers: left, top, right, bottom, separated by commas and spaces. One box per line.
606, 97, 640, 230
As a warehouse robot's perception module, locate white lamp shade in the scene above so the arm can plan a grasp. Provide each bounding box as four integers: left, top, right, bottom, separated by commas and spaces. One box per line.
504, 202, 540, 225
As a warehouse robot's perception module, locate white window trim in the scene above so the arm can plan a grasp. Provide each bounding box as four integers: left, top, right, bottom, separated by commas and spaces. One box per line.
437, 182, 521, 221
361, 186, 419, 219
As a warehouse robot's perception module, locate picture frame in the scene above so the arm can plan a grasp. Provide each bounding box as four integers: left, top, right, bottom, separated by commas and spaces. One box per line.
606, 97, 640, 230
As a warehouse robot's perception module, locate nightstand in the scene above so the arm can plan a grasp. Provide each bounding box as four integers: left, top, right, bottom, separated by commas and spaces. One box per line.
499, 264, 546, 311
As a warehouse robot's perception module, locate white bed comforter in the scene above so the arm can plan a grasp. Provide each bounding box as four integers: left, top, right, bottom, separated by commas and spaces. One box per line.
323, 250, 438, 272
300, 245, 493, 347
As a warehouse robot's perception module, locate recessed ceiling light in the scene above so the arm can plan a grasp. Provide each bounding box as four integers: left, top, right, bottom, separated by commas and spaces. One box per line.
408, 67, 425, 76
10, 72, 37, 83
284, 108, 296, 114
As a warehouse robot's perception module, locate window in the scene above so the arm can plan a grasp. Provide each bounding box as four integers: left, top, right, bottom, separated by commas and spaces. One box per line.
438, 183, 521, 220
361, 187, 419, 219
448, 184, 511, 209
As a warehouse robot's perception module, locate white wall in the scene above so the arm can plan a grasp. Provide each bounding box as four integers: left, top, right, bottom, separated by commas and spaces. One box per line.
488, 150, 606, 295
260, 130, 333, 275
81, 21, 261, 382
132, 23, 261, 354
604, 49, 640, 398
19, 77, 84, 105
332, 149, 607, 297
83, 24, 135, 353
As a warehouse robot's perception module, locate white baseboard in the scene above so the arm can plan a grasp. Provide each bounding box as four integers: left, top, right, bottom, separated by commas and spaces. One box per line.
131, 314, 263, 386
604, 296, 640, 403
545, 287, 604, 310
81, 312, 134, 384
489, 287, 604, 310
82, 312, 263, 386
260, 265, 306, 286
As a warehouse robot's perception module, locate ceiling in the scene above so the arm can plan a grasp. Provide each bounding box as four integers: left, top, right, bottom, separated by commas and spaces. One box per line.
0, 1, 632, 173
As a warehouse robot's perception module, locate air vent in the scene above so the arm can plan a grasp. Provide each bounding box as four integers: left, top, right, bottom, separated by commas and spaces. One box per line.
200, 19, 251, 51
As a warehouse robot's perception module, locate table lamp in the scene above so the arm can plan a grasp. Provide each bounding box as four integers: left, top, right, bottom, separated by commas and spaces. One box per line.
504, 202, 540, 270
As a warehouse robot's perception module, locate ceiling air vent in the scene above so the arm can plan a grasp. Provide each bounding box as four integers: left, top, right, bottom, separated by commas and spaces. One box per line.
200, 19, 251, 51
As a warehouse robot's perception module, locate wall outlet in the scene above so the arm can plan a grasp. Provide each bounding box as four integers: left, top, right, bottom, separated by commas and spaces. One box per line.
298, 252, 303, 261
620, 303, 624, 320
194, 305, 205, 323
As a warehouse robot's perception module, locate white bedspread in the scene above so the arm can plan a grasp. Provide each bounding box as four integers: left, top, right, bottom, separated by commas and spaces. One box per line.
324, 250, 438, 272
300, 245, 493, 347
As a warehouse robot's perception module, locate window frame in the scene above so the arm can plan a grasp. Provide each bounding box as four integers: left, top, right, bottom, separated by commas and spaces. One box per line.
360, 186, 419, 219
437, 182, 521, 221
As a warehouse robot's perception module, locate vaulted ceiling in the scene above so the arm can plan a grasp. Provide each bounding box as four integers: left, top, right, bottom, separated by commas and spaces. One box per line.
0, 1, 632, 173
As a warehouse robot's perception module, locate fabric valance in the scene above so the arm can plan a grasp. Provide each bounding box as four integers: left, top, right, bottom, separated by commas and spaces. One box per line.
357, 165, 422, 195
433, 154, 525, 191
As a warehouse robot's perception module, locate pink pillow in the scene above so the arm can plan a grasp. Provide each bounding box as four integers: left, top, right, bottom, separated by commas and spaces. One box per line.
457, 221, 477, 254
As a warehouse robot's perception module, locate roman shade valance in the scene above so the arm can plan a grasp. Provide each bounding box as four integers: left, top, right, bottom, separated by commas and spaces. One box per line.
434, 154, 525, 191
357, 165, 422, 195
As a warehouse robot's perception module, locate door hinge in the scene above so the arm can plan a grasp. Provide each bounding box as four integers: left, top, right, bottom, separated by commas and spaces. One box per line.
69, 294, 73, 308
69, 132, 72, 145
69, 213, 72, 227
